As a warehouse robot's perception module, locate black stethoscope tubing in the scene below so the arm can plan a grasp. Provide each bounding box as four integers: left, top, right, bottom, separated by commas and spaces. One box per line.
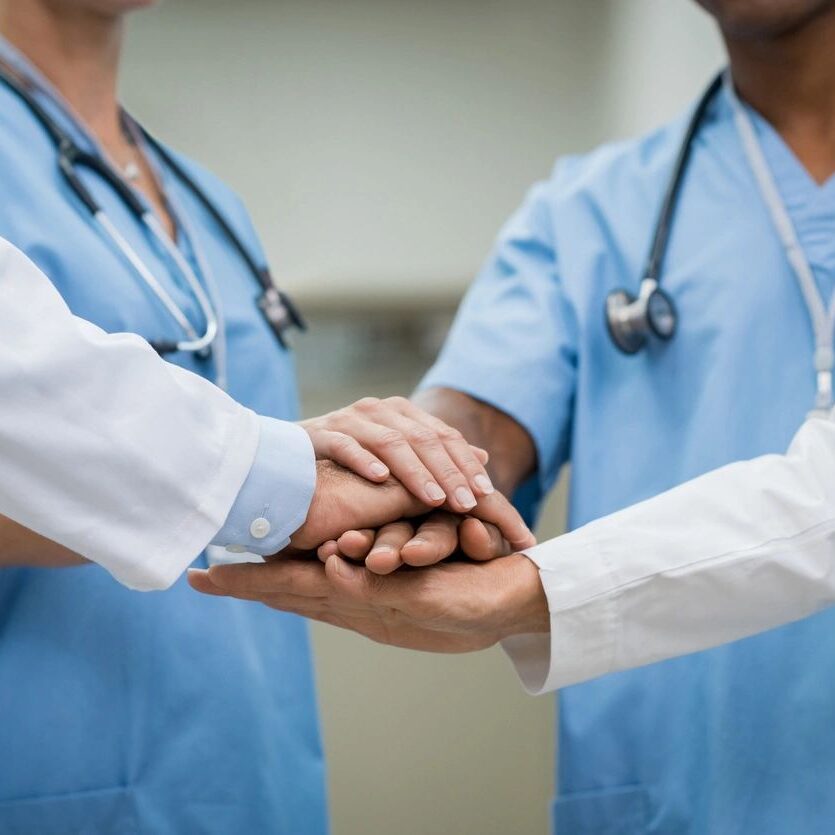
0, 65, 306, 354
605, 72, 723, 355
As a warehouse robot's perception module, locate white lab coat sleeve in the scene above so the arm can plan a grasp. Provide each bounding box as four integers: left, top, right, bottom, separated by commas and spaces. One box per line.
502, 411, 835, 694
0, 238, 306, 591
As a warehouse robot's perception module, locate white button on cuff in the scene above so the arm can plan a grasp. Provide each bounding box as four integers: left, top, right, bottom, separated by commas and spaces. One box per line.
225, 544, 248, 554
250, 517, 272, 539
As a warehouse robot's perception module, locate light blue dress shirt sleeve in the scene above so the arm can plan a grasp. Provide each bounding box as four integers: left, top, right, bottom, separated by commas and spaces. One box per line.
419, 173, 577, 499
211, 416, 316, 555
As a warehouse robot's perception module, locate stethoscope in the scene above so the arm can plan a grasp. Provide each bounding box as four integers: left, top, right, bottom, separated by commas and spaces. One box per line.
606, 70, 835, 415
605, 74, 722, 355
0, 63, 306, 359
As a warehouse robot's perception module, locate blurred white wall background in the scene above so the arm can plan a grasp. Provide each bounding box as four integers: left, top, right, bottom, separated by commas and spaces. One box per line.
123, 3, 722, 833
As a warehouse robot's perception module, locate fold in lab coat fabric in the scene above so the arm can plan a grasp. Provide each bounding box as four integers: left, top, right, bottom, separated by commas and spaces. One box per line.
505, 410, 835, 694
0, 238, 259, 590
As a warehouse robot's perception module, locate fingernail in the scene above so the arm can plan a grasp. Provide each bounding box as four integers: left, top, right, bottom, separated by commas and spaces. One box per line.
369, 462, 389, 478
369, 544, 394, 556
454, 486, 477, 509
402, 538, 426, 550
474, 474, 494, 495
425, 482, 446, 502
332, 557, 349, 578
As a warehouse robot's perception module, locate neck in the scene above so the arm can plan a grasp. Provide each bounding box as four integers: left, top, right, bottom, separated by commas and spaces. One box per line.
725, 6, 835, 183
0, 2, 124, 142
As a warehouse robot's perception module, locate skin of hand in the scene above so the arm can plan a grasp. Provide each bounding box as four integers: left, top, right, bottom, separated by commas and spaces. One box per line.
188, 552, 549, 653
0, 515, 87, 568
314, 389, 539, 574
411, 388, 537, 498
317, 512, 514, 575
300, 396, 494, 512
288, 461, 535, 556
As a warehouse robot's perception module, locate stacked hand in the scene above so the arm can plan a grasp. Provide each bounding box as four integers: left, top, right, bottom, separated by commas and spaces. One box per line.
188, 397, 549, 652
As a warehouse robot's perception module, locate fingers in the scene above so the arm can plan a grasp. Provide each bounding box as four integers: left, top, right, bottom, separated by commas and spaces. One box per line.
364, 521, 415, 575
324, 397, 493, 511
458, 518, 510, 561
312, 430, 390, 482
336, 529, 377, 560
466, 491, 536, 552
317, 540, 340, 563
472, 446, 490, 466
400, 512, 460, 567
358, 410, 479, 512
200, 560, 331, 598
397, 400, 495, 497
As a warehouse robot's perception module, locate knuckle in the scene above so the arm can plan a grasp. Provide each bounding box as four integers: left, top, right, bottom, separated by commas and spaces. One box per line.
406, 427, 440, 447
436, 464, 465, 483
438, 425, 464, 443
388, 521, 415, 537
354, 397, 380, 413
329, 432, 356, 454
377, 429, 407, 450
385, 395, 410, 410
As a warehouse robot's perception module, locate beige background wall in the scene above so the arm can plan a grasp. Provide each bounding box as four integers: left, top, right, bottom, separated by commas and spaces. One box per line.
123, 3, 722, 832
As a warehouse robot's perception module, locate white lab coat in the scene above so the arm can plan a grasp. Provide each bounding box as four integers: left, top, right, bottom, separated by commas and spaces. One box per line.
505, 410, 835, 694
0, 237, 259, 590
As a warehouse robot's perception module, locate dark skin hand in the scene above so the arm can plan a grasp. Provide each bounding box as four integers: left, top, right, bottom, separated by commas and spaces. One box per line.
189, 407, 542, 652
318, 388, 539, 573
292, 460, 534, 555
189, 551, 549, 654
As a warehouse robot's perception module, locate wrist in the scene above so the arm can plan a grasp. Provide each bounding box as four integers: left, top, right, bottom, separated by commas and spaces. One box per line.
499, 554, 550, 639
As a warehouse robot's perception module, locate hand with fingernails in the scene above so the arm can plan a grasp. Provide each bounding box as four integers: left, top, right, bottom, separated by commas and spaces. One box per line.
300, 396, 494, 513
286, 461, 534, 559
316, 511, 516, 575
188, 399, 539, 650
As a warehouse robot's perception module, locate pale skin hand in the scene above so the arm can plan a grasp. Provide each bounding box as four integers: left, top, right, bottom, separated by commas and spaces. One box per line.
292, 461, 534, 557
319, 388, 539, 573
188, 552, 549, 653
189, 396, 544, 644
301, 396, 494, 512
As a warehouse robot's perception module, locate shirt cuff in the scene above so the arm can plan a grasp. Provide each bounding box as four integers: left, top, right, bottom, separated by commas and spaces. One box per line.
502, 536, 619, 695
211, 416, 316, 556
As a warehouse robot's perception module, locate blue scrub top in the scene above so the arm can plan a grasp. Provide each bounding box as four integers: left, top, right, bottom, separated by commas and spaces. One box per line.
423, 83, 835, 834
0, 68, 327, 833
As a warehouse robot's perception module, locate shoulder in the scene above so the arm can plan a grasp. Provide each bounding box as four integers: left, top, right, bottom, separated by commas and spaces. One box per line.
543, 114, 690, 213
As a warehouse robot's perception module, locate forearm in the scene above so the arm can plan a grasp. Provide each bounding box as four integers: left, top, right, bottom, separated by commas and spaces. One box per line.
0, 240, 263, 590
412, 387, 536, 496
0, 515, 87, 568
506, 413, 835, 694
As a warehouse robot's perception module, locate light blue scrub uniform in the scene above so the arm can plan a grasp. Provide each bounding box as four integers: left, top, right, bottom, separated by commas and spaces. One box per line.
0, 53, 327, 834
423, 83, 835, 834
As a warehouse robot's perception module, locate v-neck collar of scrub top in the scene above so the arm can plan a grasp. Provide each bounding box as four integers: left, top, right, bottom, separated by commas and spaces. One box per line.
0, 34, 230, 346
0, 35, 187, 246
726, 85, 835, 281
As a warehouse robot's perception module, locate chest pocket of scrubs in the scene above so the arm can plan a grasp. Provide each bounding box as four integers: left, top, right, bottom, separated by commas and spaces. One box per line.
554, 785, 649, 834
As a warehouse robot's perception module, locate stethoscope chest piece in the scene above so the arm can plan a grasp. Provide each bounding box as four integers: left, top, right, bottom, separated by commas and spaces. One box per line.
605, 280, 677, 355
257, 285, 307, 349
